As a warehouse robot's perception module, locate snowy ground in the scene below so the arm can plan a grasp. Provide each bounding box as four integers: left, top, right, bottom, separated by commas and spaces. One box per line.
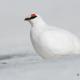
0, 53, 80, 80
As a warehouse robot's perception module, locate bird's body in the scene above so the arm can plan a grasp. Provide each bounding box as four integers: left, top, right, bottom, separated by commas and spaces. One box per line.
25, 13, 80, 59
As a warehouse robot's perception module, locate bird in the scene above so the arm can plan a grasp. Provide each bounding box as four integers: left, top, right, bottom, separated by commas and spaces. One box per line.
24, 13, 80, 59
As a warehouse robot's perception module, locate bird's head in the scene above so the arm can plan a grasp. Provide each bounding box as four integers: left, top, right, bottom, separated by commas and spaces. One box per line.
24, 13, 46, 27
24, 13, 38, 21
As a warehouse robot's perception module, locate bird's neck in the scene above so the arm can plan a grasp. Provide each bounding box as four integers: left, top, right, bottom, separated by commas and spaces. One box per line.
30, 18, 47, 38
29, 17, 46, 27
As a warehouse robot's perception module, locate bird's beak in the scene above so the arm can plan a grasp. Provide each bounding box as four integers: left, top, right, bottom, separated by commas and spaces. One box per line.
24, 15, 37, 21
24, 17, 31, 21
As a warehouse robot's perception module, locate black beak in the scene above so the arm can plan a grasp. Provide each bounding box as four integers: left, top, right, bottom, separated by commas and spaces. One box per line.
24, 17, 31, 21
24, 16, 37, 21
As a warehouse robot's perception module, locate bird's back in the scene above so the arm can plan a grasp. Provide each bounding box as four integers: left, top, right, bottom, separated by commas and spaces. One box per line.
30, 26, 80, 58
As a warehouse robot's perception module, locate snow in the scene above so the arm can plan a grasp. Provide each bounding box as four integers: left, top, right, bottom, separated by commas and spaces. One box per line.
0, 54, 80, 80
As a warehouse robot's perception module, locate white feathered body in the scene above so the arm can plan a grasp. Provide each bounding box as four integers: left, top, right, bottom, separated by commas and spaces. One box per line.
30, 25, 80, 59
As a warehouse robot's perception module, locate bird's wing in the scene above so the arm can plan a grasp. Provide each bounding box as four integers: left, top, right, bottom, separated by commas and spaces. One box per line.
39, 30, 76, 52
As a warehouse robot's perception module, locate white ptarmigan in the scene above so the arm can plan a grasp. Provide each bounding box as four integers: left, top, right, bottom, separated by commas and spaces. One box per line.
24, 13, 80, 59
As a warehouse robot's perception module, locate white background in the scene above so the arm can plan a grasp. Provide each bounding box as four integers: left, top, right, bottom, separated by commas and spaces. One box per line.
0, 0, 80, 55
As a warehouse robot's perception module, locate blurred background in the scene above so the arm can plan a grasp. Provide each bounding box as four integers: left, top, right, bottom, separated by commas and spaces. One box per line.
0, 0, 80, 56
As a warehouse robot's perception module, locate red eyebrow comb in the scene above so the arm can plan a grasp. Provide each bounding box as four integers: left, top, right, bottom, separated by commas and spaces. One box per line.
31, 13, 37, 17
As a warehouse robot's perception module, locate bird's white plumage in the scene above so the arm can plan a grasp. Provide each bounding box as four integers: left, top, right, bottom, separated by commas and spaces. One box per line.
25, 13, 80, 59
